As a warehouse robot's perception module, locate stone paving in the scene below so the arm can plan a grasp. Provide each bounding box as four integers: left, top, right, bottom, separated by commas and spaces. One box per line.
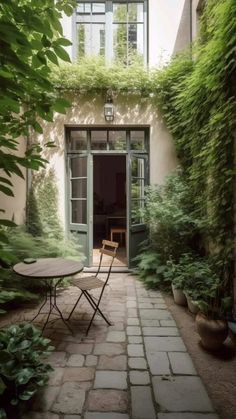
18, 273, 219, 419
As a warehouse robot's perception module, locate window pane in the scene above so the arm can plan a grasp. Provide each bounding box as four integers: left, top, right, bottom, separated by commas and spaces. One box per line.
131, 199, 144, 224
93, 3, 105, 13
131, 158, 145, 178
77, 23, 88, 57
130, 131, 145, 150
69, 130, 87, 151
131, 179, 144, 199
91, 24, 105, 55
108, 131, 126, 151
128, 23, 144, 62
71, 200, 87, 224
71, 179, 87, 199
113, 23, 127, 63
91, 130, 107, 150
77, 3, 91, 14
77, 23, 105, 56
128, 3, 144, 22
113, 3, 127, 22
71, 158, 87, 178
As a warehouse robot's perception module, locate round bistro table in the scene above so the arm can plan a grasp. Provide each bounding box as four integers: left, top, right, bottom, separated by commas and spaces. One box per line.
13, 258, 84, 332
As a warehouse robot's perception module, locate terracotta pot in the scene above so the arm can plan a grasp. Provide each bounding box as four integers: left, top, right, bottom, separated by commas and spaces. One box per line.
196, 312, 228, 350
171, 284, 187, 306
184, 292, 199, 314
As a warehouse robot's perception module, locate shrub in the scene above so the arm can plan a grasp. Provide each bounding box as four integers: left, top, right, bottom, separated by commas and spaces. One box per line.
0, 324, 54, 418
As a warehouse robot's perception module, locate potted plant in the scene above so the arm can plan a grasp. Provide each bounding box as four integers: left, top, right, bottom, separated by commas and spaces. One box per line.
164, 259, 187, 306
195, 283, 231, 350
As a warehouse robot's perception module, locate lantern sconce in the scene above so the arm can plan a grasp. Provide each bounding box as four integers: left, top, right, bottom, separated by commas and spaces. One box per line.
104, 89, 115, 122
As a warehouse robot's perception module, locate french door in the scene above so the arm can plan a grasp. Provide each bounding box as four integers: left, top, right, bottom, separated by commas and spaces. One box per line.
128, 154, 148, 268
66, 128, 149, 268
67, 154, 93, 266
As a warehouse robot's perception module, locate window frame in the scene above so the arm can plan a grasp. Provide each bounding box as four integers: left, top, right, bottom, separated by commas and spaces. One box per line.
73, 0, 148, 65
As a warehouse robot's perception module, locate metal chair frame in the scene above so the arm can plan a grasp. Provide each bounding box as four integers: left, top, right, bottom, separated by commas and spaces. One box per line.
67, 239, 119, 335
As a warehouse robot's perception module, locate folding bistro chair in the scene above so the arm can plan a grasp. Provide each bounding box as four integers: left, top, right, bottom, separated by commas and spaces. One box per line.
67, 239, 119, 335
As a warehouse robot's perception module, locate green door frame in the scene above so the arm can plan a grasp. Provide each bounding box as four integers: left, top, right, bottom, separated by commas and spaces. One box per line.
66, 127, 149, 268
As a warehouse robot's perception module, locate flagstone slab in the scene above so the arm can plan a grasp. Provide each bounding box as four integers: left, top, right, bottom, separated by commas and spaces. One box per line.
127, 318, 140, 325
128, 357, 147, 370
146, 351, 171, 375
126, 326, 141, 335
142, 327, 179, 336
63, 367, 95, 382
94, 371, 127, 389
85, 414, 129, 419
106, 331, 126, 342
97, 355, 127, 370
66, 343, 93, 355
127, 344, 144, 357
144, 336, 186, 352
152, 376, 214, 412
140, 309, 172, 320
160, 320, 177, 327
168, 352, 197, 375
129, 370, 150, 385
67, 354, 85, 367
131, 386, 156, 419
87, 389, 128, 412
52, 382, 85, 414
94, 343, 125, 355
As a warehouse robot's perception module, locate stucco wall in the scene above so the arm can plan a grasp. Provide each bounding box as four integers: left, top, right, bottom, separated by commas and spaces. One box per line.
0, 139, 27, 225
36, 94, 178, 229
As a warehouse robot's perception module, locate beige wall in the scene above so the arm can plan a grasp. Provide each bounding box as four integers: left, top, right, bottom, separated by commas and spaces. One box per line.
37, 93, 178, 229
0, 139, 27, 225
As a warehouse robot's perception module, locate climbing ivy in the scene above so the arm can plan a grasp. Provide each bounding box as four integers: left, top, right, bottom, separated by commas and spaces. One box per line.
155, 0, 236, 285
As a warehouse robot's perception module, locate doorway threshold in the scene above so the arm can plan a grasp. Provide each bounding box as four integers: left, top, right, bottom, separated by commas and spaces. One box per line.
84, 266, 130, 273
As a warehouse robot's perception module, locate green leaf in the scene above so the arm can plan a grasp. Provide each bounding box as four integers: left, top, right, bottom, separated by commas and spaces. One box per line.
46, 50, 59, 65
16, 368, 35, 385
53, 45, 71, 62
0, 219, 16, 227
54, 38, 72, 47
0, 350, 12, 363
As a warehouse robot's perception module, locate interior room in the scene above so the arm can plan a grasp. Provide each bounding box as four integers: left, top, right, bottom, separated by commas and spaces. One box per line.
93, 155, 127, 266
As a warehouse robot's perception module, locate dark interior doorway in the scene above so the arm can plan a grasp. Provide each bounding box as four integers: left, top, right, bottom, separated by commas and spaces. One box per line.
93, 155, 127, 266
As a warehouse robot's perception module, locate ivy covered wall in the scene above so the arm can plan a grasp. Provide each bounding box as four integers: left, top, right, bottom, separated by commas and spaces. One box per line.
155, 0, 236, 297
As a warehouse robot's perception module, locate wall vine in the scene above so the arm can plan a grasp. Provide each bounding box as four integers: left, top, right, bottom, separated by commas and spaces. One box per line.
155, 0, 236, 285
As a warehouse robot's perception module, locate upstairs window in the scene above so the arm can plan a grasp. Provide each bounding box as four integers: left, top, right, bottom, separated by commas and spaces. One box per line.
75, 1, 147, 65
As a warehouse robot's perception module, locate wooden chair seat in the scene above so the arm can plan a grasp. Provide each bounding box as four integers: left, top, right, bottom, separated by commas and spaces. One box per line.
72, 276, 104, 290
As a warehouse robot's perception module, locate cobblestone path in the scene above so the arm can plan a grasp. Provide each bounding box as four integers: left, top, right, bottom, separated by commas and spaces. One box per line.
19, 273, 219, 419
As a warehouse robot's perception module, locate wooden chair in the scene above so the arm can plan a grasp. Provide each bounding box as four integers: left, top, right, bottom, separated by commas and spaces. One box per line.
67, 239, 119, 335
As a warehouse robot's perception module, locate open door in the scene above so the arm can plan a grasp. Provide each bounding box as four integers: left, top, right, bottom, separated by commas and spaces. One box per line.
128, 154, 148, 268
68, 154, 93, 266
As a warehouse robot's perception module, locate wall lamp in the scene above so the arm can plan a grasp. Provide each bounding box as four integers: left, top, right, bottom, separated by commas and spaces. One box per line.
104, 89, 115, 122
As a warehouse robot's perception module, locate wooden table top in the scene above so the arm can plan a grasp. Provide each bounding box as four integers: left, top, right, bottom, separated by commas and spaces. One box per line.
13, 258, 84, 279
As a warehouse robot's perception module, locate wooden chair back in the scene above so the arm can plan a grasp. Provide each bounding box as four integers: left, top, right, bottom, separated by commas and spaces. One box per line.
96, 239, 119, 283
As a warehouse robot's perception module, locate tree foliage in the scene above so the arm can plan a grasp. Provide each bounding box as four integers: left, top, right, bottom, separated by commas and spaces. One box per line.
0, 0, 75, 260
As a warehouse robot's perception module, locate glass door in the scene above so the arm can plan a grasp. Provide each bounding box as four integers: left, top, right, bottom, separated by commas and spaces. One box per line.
128, 154, 148, 268
68, 154, 93, 266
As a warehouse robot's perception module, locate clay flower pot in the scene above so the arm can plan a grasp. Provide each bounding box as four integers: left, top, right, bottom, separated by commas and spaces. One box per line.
171, 284, 187, 306
196, 312, 228, 350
